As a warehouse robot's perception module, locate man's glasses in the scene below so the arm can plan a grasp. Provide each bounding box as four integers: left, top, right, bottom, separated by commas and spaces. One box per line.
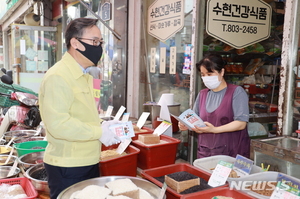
77, 37, 104, 46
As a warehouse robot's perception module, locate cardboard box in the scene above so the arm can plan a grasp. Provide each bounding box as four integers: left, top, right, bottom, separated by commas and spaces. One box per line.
138, 134, 160, 144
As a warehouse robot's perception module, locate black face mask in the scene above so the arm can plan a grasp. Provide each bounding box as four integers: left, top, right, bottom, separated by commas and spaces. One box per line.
76, 40, 103, 66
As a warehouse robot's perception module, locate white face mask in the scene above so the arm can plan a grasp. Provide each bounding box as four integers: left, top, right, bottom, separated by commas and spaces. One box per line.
201, 75, 221, 90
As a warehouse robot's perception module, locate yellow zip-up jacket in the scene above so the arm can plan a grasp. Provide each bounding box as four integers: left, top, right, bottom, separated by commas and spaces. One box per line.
39, 52, 102, 167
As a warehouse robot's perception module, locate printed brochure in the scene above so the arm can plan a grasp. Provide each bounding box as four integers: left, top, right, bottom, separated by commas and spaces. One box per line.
171, 109, 206, 130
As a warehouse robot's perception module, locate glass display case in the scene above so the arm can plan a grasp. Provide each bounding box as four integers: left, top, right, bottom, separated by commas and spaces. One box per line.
252, 136, 300, 178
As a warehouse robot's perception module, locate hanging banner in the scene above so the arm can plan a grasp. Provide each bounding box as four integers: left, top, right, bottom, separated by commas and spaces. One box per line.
159, 47, 166, 74
170, 46, 176, 74
150, 48, 156, 73
148, 0, 184, 42
206, 0, 272, 49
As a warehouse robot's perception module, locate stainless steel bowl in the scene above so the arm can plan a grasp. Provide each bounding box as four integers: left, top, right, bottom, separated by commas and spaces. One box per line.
57, 176, 166, 199
0, 139, 5, 145
18, 151, 44, 170
0, 166, 20, 179
0, 155, 17, 166
13, 136, 45, 144
25, 163, 49, 193
4, 130, 38, 142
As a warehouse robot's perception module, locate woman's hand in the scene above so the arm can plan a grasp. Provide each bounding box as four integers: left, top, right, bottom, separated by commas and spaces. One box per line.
192, 122, 215, 133
178, 122, 189, 131
192, 120, 247, 134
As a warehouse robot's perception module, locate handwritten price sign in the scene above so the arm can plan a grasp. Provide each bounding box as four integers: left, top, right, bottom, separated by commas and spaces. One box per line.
208, 160, 233, 187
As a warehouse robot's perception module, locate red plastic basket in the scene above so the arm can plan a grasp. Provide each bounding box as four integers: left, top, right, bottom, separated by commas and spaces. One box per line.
100, 144, 140, 176
141, 163, 229, 199
131, 135, 180, 169
181, 187, 257, 199
0, 177, 38, 199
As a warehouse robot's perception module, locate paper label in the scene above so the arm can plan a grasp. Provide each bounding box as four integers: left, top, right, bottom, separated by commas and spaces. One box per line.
116, 138, 131, 154
114, 106, 126, 121
136, 112, 150, 129
270, 182, 300, 199
158, 182, 167, 199
153, 120, 172, 136
121, 113, 130, 122
278, 173, 300, 190
105, 105, 114, 117
159, 47, 166, 74
208, 160, 233, 187
169, 46, 176, 75
150, 48, 156, 73
7, 159, 18, 177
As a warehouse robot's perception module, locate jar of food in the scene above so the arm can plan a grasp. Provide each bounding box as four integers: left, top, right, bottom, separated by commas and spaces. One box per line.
226, 54, 232, 62
231, 62, 238, 74
225, 62, 232, 73
236, 63, 243, 74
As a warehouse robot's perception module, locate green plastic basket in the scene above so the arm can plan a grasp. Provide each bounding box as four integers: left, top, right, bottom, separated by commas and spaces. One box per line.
0, 81, 37, 107
0, 81, 37, 96
0, 96, 20, 107
14, 140, 48, 157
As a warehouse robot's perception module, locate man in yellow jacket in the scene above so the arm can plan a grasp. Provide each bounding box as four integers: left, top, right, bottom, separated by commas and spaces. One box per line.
39, 18, 118, 199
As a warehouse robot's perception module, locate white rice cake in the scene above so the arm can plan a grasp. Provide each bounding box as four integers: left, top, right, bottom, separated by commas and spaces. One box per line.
69, 185, 111, 199
106, 196, 132, 199
105, 179, 139, 199
138, 188, 154, 199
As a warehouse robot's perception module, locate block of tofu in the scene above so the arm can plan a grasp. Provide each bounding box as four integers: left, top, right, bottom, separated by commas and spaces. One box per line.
106, 196, 132, 199
70, 185, 111, 199
138, 134, 160, 144
165, 171, 200, 193
105, 178, 139, 199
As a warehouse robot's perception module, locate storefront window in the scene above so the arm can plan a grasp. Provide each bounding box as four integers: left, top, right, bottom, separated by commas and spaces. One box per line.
11, 24, 57, 92
197, 0, 284, 137
140, 0, 194, 112
11, 25, 57, 73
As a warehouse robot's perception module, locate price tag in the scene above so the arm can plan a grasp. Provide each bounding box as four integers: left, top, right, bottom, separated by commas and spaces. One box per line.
278, 173, 300, 191
136, 112, 150, 129
114, 106, 126, 121
233, 154, 253, 176
105, 106, 114, 117
121, 113, 130, 122
153, 120, 172, 136
270, 182, 300, 199
116, 138, 131, 154
208, 160, 233, 187
158, 182, 167, 199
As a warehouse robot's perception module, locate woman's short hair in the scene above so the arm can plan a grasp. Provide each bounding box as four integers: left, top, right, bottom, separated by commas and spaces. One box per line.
65, 18, 98, 50
196, 53, 225, 73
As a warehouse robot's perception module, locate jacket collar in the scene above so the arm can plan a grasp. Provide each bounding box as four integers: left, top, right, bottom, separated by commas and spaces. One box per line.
63, 52, 85, 80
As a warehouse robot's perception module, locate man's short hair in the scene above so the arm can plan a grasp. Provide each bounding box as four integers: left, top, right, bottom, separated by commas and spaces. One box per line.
65, 18, 98, 50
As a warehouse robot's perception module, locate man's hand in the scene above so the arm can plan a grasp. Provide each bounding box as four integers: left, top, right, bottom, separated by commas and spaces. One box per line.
100, 120, 121, 146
